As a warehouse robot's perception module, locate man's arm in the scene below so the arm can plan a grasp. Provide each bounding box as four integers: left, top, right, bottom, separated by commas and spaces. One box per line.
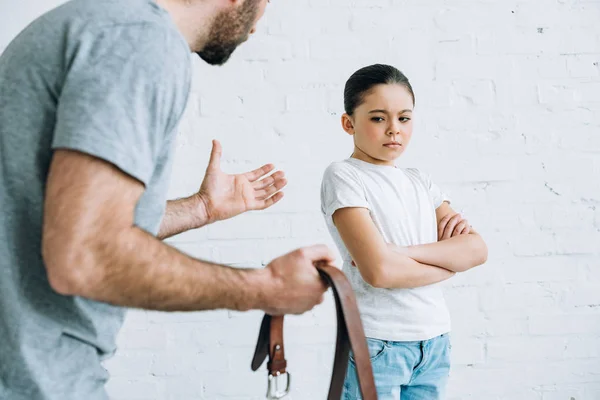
157, 140, 286, 240
157, 196, 208, 240
399, 202, 488, 272
333, 207, 455, 289
42, 150, 329, 315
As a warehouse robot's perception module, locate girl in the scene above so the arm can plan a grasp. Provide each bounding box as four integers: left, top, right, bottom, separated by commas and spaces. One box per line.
320, 64, 488, 399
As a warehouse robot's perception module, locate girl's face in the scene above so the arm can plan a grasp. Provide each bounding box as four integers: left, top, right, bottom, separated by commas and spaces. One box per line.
342, 84, 414, 166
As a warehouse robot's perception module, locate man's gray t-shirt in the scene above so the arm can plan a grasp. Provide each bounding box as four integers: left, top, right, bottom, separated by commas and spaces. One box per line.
0, 0, 191, 399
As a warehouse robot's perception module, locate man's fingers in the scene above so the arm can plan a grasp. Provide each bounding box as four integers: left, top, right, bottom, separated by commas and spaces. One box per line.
206, 139, 222, 173
253, 170, 285, 190
255, 191, 284, 210
299, 244, 336, 264
245, 164, 275, 182
253, 174, 273, 190
317, 294, 325, 305
255, 177, 287, 200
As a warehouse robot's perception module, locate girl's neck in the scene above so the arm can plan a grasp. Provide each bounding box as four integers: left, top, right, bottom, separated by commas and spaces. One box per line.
351, 146, 396, 167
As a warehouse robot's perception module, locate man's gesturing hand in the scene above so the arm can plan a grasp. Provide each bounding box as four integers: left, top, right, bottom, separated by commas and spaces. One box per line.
195, 140, 287, 224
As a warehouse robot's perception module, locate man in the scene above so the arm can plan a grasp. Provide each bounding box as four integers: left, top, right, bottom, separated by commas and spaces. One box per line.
0, 0, 334, 399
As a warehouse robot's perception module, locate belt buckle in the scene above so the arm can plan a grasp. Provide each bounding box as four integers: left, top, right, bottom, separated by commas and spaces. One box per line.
266, 371, 291, 399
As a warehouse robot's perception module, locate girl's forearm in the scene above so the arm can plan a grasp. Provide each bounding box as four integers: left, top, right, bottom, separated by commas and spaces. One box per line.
380, 256, 456, 289
358, 249, 455, 289
399, 233, 488, 272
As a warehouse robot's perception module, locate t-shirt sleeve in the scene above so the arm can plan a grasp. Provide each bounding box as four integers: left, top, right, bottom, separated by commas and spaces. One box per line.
52, 23, 190, 185
415, 169, 451, 208
321, 162, 370, 218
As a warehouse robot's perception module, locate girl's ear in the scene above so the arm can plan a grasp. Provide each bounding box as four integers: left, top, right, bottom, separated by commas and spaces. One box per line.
341, 113, 355, 136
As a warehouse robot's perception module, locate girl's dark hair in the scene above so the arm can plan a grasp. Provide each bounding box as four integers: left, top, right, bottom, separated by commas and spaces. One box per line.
343, 64, 415, 116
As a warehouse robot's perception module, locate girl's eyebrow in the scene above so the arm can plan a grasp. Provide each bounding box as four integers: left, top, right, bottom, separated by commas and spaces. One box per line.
368, 109, 413, 114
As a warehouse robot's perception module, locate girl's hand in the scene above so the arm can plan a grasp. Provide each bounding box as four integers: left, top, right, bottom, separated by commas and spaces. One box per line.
438, 212, 471, 241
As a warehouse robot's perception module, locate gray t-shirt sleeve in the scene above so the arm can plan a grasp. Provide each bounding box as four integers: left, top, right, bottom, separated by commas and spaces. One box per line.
321, 162, 370, 218
52, 23, 190, 185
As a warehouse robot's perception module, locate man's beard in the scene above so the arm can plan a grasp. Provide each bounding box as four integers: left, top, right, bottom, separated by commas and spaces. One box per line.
196, 0, 260, 65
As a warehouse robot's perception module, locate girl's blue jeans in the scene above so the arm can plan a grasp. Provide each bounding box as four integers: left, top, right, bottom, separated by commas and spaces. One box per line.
342, 333, 451, 400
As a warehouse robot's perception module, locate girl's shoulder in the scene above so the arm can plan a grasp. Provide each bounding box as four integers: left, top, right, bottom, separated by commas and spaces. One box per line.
400, 167, 434, 186
402, 167, 425, 177
321, 160, 367, 191
323, 159, 362, 178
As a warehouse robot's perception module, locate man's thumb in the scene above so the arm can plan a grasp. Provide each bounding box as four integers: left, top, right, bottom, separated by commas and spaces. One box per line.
207, 139, 222, 172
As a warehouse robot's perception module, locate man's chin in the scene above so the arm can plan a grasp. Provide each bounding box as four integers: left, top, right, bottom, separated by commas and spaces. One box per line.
195, 51, 233, 66
196, 53, 230, 65
196, 43, 242, 66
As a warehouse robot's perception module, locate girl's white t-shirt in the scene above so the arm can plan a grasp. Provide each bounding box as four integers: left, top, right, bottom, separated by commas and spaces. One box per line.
320, 157, 452, 341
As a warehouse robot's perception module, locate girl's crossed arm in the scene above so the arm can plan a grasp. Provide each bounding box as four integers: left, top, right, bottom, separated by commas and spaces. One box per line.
397, 202, 488, 273
333, 207, 456, 289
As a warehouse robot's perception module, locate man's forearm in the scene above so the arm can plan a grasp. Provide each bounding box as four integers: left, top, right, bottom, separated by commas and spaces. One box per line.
75, 227, 271, 311
403, 233, 488, 272
158, 195, 208, 240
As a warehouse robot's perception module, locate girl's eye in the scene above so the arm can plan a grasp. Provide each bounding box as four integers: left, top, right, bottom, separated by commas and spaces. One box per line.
400, 117, 411, 123
371, 117, 384, 122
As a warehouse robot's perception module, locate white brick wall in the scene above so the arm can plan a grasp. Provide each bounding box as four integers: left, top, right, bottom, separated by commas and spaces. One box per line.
3, 0, 600, 399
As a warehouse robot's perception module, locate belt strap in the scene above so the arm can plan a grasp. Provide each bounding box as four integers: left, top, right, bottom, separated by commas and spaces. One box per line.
251, 263, 377, 399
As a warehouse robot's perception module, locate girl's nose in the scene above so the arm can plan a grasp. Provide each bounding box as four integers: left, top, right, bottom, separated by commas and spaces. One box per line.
387, 124, 401, 136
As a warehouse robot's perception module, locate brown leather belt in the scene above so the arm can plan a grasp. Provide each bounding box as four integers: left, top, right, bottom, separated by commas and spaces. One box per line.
251, 263, 378, 399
